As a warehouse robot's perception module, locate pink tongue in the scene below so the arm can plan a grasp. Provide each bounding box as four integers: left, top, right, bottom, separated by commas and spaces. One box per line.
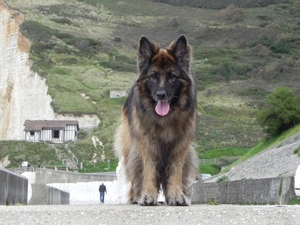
155, 101, 170, 116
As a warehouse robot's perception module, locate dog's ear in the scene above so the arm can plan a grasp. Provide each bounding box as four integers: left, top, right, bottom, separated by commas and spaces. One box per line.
168, 35, 191, 72
138, 36, 158, 72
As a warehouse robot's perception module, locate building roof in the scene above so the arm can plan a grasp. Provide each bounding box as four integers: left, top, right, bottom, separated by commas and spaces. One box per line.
24, 120, 79, 131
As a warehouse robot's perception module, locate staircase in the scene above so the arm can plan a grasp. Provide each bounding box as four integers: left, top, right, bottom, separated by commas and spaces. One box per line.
51, 143, 78, 170
64, 143, 78, 169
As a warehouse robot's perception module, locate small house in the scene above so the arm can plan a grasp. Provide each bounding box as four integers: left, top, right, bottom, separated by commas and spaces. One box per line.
109, 90, 128, 98
24, 120, 79, 143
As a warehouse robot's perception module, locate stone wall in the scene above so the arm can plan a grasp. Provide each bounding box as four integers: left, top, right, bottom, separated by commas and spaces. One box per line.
0, 168, 28, 205
192, 176, 295, 205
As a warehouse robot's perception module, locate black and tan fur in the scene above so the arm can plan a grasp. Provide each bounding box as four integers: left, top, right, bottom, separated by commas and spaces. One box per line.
115, 35, 198, 206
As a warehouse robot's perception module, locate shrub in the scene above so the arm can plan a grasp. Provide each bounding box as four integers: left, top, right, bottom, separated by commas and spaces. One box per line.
250, 35, 274, 48
50, 18, 72, 25
217, 175, 229, 183
218, 156, 239, 168
294, 146, 300, 156
113, 37, 122, 42
219, 4, 244, 23
257, 87, 300, 136
168, 17, 179, 27
271, 39, 290, 54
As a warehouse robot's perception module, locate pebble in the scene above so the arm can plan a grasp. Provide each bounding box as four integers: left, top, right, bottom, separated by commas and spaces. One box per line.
1, 204, 300, 225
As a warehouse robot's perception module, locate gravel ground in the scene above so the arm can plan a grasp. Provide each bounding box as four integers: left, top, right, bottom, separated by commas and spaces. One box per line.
1, 204, 300, 225
206, 133, 300, 182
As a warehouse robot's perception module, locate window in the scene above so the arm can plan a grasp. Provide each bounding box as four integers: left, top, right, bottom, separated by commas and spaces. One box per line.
53, 130, 60, 138
30, 131, 34, 136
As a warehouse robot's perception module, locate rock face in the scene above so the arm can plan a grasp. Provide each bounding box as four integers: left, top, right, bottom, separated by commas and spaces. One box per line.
0, 1, 100, 140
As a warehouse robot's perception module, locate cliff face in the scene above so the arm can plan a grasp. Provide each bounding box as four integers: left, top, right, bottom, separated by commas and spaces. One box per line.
0, 1, 100, 140
0, 1, 55, 140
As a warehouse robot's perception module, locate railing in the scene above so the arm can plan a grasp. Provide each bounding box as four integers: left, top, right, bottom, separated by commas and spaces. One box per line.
200, 157, 239, 165
51, 144, 61, 161
65, 142, 78, 165
200, 158, 219, 164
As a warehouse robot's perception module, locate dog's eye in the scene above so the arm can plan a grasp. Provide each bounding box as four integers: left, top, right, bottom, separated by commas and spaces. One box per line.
168, 72, 177, 83
150, 72, 158, 82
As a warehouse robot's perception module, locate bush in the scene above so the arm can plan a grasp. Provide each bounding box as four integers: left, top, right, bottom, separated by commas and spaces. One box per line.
219, 4, 244, 23
250, 35, 274, 48
20, 21, 56, 41
271, 39, 290, 53
217, 175, 229, 183
257, 87, 300, 136
113, 37, 122, 42
218, 156, 239, 168
50, 18, 72, 25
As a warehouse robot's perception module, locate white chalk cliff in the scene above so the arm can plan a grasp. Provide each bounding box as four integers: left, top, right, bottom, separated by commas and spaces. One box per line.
0, 1, 100, 140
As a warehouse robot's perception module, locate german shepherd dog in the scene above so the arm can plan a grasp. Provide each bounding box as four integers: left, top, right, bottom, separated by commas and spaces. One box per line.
115, 35, 198, 206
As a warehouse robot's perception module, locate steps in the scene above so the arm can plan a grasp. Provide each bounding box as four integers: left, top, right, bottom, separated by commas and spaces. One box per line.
51, 144, 78, 170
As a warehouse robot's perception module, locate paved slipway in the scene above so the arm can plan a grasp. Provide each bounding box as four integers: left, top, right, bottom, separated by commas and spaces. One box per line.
2, 134, 300, 225
206, 132, 300, 182
0, 204, 300, 225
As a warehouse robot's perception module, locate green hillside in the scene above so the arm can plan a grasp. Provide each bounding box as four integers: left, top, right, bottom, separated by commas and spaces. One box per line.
3, 0, 300, 172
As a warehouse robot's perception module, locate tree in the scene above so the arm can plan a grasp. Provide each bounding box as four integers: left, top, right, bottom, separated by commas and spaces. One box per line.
257, 87, 300, 136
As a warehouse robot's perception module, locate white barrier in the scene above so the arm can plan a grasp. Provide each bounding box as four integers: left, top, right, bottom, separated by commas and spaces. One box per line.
47, 181, 119, 205
45, 161, 166, 205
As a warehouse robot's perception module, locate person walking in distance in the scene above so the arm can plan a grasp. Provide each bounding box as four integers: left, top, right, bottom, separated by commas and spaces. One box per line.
99, 183, 107, 203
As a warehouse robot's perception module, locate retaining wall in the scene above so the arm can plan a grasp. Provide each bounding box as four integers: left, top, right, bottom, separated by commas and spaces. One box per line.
192, 176, 295, 205
29, 169, 116, 205
28, 169, 296, 205
0, 168, 28, 205
35, 169, 116, 184
47, 186, 69, 205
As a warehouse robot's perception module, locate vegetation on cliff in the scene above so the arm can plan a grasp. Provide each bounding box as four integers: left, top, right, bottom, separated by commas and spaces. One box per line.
2, 0, 300, 173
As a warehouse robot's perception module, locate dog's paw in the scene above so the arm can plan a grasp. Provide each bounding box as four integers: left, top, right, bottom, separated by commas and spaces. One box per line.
138, 194, 158, 206
128, 199, 138, 204
166, 194, 190, 206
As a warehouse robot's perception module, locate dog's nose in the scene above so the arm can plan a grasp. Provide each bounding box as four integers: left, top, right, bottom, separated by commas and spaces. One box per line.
156, 90, 166, 100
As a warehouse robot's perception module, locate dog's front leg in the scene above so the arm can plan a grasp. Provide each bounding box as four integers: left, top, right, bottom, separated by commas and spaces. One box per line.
138, 149, 158, 206
165, 150, 190, 206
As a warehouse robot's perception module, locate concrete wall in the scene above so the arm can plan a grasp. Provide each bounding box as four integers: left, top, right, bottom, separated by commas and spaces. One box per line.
0, 168, 28, 205
47, 185, 69, 205
35, 169, 117, 184
28, 184, 48, 205
29, 169, 117, 205
27, 169, 296, 205
192, 176, 295, 205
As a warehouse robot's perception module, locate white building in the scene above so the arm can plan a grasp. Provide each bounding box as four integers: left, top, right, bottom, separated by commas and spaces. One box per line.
109, 90, 128, 98
23, 120, 79, 143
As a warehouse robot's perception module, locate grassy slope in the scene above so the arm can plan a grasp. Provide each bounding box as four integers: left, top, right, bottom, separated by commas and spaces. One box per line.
3, 0, 300, 172
221, 124, 300, 173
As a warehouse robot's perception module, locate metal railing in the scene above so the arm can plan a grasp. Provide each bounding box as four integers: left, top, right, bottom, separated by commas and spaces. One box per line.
51, 144, 61, 161
200, 157, 239, 165
65, 142, 78, 165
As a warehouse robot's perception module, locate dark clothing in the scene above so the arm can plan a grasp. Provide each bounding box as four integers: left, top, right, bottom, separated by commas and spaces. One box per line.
99, 184, 106, 193
99, 184, 107, 203
100, 192, 105, 203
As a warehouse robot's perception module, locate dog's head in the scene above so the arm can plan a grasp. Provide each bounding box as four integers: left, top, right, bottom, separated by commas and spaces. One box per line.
136, 35, 194, 117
